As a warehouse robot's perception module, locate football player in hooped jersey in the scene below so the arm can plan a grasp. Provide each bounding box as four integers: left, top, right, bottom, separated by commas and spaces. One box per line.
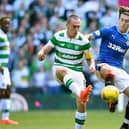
38, 14, 95, 129
0, 16, 18, 125
86, 6, 129, 129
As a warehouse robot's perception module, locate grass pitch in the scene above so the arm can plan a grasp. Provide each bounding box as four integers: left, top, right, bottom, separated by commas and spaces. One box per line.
0, 110, 124, 129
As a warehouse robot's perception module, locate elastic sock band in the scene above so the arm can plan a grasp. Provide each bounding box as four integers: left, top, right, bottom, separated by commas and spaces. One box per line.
106, 73, 115, 79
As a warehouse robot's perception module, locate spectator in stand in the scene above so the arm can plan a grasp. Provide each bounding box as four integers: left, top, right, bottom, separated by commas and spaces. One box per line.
12, 59, 30, 88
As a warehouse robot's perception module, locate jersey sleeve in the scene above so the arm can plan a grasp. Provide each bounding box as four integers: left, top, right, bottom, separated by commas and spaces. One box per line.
47, 34, 57, 48
84, 47, 93, 59
83, 36, 93, 59
92, 28, 110, 39
47, 40, 55, 48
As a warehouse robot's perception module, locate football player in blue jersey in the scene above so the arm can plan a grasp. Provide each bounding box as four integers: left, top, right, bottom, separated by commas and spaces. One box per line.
86, 6, 129, 129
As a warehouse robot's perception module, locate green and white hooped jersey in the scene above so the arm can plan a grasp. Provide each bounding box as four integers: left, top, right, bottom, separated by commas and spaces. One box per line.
0, 29, 10, 68
48, 30, 91, 72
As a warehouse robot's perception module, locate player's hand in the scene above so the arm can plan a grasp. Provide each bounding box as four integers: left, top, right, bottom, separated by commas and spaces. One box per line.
0, 66, 3, 73
89, 65, 96, 73
37, 50, 46, 61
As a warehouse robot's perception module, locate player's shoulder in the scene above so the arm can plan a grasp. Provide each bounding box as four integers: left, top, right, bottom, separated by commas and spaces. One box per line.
101, 25, 116, 30
99, 26, 116, 35
110, 26, 117, 31
105, 26, 117, 32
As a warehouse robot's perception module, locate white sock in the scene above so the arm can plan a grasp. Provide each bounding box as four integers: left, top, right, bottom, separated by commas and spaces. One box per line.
1, 99, 10, 120
0, 73, 6, 89
75, 111, 87, 129
63, 74, 81, 97
124, 118, 129, 124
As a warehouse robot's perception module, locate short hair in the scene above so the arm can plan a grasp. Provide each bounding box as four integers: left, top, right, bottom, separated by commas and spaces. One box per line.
119, 6, 129, 18
67, 14, 80, 23
0, 16, 10, 24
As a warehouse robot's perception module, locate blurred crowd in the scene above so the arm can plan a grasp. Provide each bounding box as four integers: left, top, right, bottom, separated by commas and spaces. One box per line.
0, 0, 129, 95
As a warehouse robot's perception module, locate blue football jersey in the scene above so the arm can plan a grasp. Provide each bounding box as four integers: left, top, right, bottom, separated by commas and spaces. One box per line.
92, 26, 129, 69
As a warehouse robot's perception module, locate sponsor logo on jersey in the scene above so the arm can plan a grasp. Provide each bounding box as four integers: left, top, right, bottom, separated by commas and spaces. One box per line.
108, 42, 125, 53
62, 54, 77, 59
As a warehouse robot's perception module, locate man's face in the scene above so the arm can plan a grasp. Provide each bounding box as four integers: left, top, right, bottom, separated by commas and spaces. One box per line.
118, 14, 129, 33
66, 18, 81, 38
0, 18, 11, 33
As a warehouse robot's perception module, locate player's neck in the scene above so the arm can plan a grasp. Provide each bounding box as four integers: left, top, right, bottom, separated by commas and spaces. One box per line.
66, 31, 76, 39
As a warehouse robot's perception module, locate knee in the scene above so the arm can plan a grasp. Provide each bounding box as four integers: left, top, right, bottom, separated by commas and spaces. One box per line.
100, 64, 114, 77
56, 68, 68, 82
0, 86, 11, 99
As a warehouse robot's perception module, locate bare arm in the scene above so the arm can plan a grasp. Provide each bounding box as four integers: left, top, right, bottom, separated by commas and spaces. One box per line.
84, 49, 96, 73
0, 66, 3, 73
86, 58, 96, 73
37, 44, 53, 61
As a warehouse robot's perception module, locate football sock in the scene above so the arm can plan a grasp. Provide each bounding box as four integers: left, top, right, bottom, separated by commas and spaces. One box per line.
63, 74, 81, 97
75, 111, 86, 129
123, 101, 129, 125
105, 73, 115, 86
1, 99, 10, 120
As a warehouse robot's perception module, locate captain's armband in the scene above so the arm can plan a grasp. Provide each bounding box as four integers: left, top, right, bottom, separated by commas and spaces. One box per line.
84, 51, 93, 59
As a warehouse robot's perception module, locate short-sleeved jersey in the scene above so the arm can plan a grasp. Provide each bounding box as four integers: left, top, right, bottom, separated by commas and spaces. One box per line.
48, 30, 91, 72
92, 26, 129, 69
0, 29, 10, 68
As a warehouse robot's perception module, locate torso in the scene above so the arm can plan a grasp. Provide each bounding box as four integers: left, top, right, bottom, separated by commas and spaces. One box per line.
0, 29, 10, 68
98, 26, 129, 69
50, 30, 90, 71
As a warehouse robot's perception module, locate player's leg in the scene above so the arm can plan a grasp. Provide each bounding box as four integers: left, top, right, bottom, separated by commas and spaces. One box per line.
120, 100, 129, 129
120, 86, 129, 129
75, 98, 87, 129
96, 63, 118, 112
114, 69, 129, 129
96, 63, 115, 86
55, 66, 91, 129
0, 86, 17, 124
63, 73, 92, 102
74, 72, 88, 129
55, 66, 92, 102
0, 68, 18, 125
0, 86, 18, 125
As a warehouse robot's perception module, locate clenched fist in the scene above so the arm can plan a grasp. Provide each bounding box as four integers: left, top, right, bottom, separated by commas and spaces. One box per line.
0, 66, 3, 73
37, 50, 46, 61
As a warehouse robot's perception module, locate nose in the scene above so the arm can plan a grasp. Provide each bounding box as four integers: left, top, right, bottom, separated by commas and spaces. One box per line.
75, 26, 79, 31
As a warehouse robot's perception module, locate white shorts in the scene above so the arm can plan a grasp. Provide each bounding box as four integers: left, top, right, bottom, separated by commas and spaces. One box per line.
96, 64, 129, 93
0, 67, 11, 89
52, 65, 86, 90
114, 67, 129, 92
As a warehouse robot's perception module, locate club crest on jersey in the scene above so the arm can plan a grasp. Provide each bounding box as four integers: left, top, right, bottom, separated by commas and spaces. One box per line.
126, 40, 129, 46
95, 30, 100, 36
111, 34, 115, 39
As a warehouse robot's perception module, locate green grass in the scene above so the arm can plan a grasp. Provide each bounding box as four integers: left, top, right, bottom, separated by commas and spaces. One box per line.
0, 110, 124, 129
